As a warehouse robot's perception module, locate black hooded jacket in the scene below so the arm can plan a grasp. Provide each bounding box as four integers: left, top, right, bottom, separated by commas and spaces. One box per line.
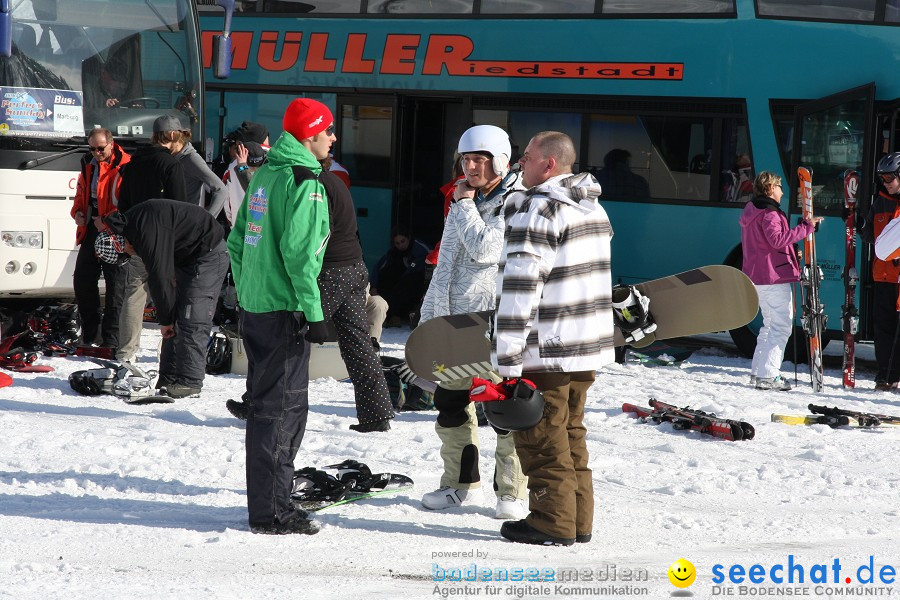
117, 145, 187, 212
106, 200, 224, 326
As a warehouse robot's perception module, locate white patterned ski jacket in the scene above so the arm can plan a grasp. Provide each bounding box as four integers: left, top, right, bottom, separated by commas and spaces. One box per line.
492, 172, 615, 377
419, 174, 522, 322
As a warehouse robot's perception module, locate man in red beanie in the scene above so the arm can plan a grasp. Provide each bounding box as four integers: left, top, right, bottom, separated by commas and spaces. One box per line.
227, 98, 336, 535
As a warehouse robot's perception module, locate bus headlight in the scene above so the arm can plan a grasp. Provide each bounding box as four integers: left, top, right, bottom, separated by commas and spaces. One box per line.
5, 261, 19, 274
2, 231, 43, 249
22, 262, 37, 275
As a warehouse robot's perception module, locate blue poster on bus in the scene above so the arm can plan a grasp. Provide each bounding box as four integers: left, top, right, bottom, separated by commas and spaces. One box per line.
0, 87, 84, 138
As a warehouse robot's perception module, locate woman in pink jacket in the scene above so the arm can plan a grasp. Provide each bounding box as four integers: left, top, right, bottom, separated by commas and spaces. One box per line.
739, 171, 822, 391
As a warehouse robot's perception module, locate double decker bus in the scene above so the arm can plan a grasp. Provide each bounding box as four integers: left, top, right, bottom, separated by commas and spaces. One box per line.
200, 0, 900, 354
0, 0, 233, 300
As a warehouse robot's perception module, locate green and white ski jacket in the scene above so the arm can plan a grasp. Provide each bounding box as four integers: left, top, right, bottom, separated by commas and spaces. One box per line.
227, 132, 330, 321
492, 172, 615, 377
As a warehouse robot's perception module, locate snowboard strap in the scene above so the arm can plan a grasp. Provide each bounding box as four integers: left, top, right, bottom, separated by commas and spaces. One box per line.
611, 285, 657, 344
0, 348, 38, 370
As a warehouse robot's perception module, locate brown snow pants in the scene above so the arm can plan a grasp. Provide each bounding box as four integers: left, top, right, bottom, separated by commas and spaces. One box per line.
513, 370, 596, 539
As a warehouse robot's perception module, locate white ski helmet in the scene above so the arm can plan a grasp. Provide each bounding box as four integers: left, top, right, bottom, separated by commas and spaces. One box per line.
457, 125, 512, 178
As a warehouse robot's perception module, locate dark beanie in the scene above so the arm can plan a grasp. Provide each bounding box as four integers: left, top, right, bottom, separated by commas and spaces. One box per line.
228, 121, 269, 145
103, 211, 128, 236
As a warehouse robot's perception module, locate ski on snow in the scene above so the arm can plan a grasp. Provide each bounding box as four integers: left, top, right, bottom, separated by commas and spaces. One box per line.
772, 405, 900, 428
622, 398, 755, 441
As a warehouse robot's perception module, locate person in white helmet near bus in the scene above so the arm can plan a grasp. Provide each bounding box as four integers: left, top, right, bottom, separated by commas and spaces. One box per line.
418, 124, 528, 519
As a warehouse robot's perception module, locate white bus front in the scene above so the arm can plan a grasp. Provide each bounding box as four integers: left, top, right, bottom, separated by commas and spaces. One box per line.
0, 0, 213, 299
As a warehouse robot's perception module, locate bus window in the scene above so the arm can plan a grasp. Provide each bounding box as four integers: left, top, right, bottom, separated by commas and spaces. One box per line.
255, 0, 361, 12
585, 114, 718, 202
367, 0, 473, 13
796, 97, 867, 210
472, 108, 582, 171
757, 0, 876, 21
480, 0, 594, 14
888, 0, 900, 21
341, 104, 393, 184
602, 0, 733, 13
720, 117, 754, 203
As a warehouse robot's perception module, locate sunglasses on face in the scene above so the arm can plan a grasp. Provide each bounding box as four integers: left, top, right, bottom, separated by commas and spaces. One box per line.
325, 125, 335, 136
881, 174, 898, 183
89, 144, 109, 153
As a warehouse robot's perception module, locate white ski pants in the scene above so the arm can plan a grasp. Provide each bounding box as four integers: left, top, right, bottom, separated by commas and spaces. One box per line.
751, 283, 794, 379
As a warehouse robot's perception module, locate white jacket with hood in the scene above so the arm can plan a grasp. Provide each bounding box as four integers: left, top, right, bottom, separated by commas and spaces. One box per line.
492, 172, 615, 377
419, 172, 522, 322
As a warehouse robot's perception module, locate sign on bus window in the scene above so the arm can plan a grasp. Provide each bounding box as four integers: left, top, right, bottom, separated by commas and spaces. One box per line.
0, 86, 84, 137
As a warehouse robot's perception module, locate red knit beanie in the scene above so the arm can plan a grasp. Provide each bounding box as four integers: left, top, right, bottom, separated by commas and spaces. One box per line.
282, 98, 333, 140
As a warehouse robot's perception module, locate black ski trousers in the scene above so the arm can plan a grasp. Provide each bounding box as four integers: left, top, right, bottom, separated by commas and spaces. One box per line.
242, 309, 311, 527
158, 241, 229, 388
73, 220, 125, 347
318, 261, 394, 424
872, 281, 900, 383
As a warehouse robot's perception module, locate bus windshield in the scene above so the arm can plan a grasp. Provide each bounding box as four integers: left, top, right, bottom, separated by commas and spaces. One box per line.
0, 0, 202, 160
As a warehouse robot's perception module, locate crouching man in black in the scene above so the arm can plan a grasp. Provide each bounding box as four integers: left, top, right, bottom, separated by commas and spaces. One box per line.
100, 199, 230, 398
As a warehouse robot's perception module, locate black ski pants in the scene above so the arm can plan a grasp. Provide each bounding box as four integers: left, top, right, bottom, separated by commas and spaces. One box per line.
158, 241, 230, 388
873, 281, 900, 383
242, 309, 311, 527
318, 261, 394, 424
73, 220, 125, 347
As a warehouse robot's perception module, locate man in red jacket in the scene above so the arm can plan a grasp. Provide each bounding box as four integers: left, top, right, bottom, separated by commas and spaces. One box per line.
71, 128, 130, 348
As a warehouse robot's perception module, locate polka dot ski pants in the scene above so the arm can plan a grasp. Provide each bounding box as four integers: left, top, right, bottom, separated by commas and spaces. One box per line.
318, 261, 395, 424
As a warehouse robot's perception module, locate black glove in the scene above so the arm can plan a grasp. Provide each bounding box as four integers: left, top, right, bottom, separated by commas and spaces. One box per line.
305, 320, 330, 344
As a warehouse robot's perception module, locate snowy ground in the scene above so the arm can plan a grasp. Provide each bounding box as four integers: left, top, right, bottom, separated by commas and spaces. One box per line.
1, 324, 899, 600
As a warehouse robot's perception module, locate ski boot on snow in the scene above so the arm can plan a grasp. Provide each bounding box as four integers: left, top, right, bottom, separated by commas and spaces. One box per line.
612, 285, 657, 347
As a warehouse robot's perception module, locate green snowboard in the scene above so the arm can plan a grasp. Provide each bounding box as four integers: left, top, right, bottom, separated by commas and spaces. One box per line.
404, 265, 758, 383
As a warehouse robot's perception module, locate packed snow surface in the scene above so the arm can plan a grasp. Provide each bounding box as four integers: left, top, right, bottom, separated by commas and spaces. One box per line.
1, 326, 897, 599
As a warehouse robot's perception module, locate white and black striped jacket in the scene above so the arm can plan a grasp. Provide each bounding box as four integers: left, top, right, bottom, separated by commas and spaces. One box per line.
492, 173, 615, 376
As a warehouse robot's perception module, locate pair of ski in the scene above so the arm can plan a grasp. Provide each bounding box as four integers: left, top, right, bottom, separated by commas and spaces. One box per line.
291, 459, 414, 511
622, 398, 755, 441
772, 404, 900, 428
797, 168, 859, 392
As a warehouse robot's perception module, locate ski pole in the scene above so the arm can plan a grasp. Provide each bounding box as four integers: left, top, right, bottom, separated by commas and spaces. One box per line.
792, 281, 799, 387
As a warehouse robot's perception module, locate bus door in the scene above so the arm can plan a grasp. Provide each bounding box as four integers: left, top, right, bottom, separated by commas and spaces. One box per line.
394, 95, 469, 251
862, 97, 900, 340
789, 83, 875, 339
336, 94, 397, 269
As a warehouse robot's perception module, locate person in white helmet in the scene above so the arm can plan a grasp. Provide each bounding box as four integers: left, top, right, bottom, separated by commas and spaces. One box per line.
418, 125, 528, 520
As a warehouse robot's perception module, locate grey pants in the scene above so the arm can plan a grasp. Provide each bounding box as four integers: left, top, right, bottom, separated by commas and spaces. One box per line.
158, 242, 230, 387
116, 256, 149, 362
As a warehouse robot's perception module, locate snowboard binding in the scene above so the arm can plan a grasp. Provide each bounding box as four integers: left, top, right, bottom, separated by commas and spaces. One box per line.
611, 285, 657, 345
291, 467, 353, 505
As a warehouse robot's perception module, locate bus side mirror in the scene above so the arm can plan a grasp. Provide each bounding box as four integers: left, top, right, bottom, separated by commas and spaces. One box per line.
0, 0, 11, 58
212, 0, 233, 79
212, 33, 231, 79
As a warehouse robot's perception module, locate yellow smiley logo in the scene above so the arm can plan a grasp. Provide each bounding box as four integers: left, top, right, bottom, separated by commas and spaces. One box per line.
668, 558, 696, 588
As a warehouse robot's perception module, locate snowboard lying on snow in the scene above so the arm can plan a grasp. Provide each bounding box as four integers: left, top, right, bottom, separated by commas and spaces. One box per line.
291, 459, 414, 511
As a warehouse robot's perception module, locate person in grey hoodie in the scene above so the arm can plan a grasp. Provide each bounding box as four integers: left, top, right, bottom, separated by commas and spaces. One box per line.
154, 114, 227, 218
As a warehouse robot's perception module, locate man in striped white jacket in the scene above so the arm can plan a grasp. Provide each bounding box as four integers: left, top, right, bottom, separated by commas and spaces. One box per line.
492, 131, 615, 546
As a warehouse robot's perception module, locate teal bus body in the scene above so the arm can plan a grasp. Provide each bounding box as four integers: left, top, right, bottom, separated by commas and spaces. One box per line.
200, 0, 900, 346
